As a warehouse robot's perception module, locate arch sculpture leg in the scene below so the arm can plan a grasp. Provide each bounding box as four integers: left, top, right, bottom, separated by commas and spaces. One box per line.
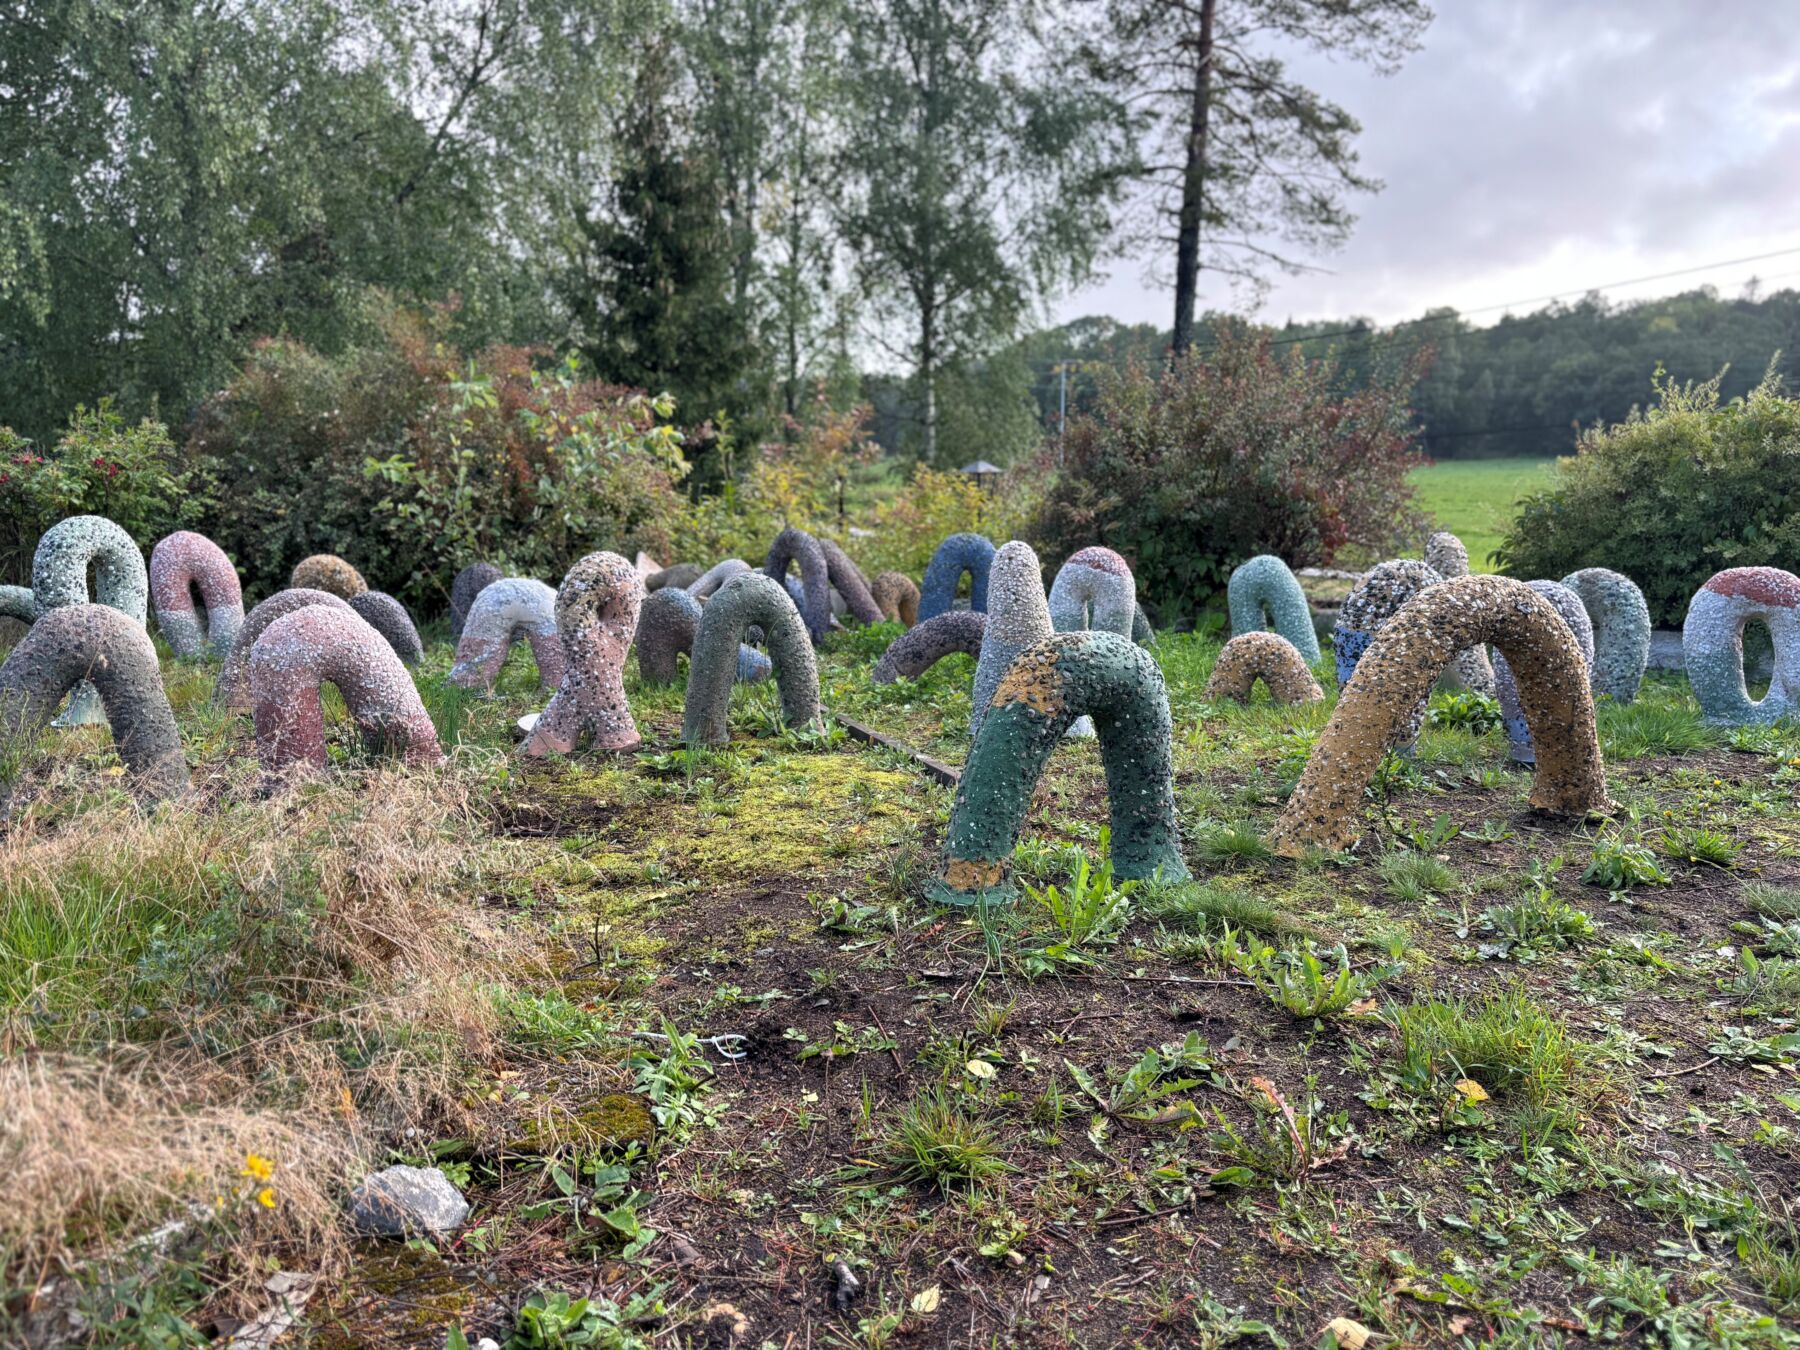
682, 574, 820, 747
1682, 567, 1800, 725
820, 538, 884, 625
928, 631, 1187, 908
1272, 575, 1613, 857
1204, 632, 1324, 705
33, 514, 149, 727
971, 541, 1053, 742
871, 572, 920, 627
1494, 580, 1593, 764
1561, 568, 1650, 705
919, 533, 996, 621
0, 605, 188, 802
1226, 555, 1320, 664
349, 591, 425, 666
449, 563, 503, 640
523, 552, 644, 755
873, 611, 986, 684
688, 559, 751, 600
249, 606, 442, 777
149, 530, 244, 660
764, 527, 833, 643
1424, 531, 1470, 579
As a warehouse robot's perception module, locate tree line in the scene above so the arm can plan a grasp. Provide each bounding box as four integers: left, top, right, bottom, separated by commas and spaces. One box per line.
0, 0, 1430, 476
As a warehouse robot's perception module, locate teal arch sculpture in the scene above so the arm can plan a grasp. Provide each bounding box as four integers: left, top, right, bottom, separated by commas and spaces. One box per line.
1226, 555, 1320, 664
926, 631, 1188, 908
1561, 567, 1650, 704
682, 573, 821, 747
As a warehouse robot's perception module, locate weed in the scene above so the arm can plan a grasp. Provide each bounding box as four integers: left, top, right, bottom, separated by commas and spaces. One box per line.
1192, 822, 1274, 865
1657, 825, 1739, 868
885, 1090, 1011, 1192
1021, 835, 1137, 951
1379, 849, 1456, 903
1479, 887, 1596, 953
1388, 984, 1589, 1118
1065, 1033, 1212, 1124
1138, 879, 1292, 937
1430, 689, 1503, 735
1745, 882, 1800, 920
1404, 810, 1464, 851
1210, 1075, 1351, 1184
1726, 950, 1800, 1007
1582, 837, 1670, 889
1219, 929, 1391, 1018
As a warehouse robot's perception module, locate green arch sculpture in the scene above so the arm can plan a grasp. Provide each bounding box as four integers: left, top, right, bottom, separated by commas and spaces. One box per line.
682, 573, 821, 747
1227, 555, 1320, 664
926, 631, 1188, 908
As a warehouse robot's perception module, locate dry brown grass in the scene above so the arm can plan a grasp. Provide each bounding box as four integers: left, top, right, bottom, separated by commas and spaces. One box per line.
0, 762, 543, 1317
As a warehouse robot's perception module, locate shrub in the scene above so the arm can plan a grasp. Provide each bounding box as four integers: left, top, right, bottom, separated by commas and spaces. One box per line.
1032, 325, 1426, 622
0, 402, 197, 584
1496, 364, 1800, 626
185, 302, 687, 612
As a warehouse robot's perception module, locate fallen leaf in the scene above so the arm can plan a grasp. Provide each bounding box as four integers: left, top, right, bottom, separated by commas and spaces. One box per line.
910, 1285, 941, 1315
965, 1059, 997, 1080
1453, 1078, 1489, 1104
1323, 1316, 1375, 1349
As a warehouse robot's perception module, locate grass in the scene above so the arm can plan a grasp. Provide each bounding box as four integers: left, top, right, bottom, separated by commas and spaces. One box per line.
5, 612, 1800, 1345
1408, 455, 1555, 569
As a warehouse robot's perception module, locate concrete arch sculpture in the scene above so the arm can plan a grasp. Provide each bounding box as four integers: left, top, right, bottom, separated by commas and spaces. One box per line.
449, 563, 503, 641
1561, 567, 1651, 705
919, 533, 996, 621
1682, 566, 1800, 726
764, 527, 833, 643
0, 605, 188, 802
1050, 546, 1138, 738
250, 606, 442, 776
646, 562, 704, 592
971, 541, 1054, 742
149, 530, 243, 661
1335, 559, 1497, 738
819, 538, 884, 625
927, 631, 1188, 908
682, 573, 820, 748
1132, 604, 1155, 646
1272, 575, 1613, 857
349, 591, 424, 667
448, 578, 563, 693
634, 587, 771, 686
1226, 555, 1321, 665
33, 514, 149, 727
872, 611, 987, 685
688, 559, 752, 600
1204, 632, 1325, 706
216, 589, 355, 710
1424, 531, 1471, 579
1493, 580, 1594, 763
522, 552, 645, 756
871, 571, 920, 627
290, 553, 367, 598
1, 586, 37, 652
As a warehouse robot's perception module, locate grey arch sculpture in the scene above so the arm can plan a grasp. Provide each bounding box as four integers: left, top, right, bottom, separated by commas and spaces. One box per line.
819, 538, 884, 625
522, 551, 645, 756
1561, 567, 1650, 705
1050, 545, 1137, 738
448, 577, 562, 692
1424, 531, 1471, 579
919, 533, 995, 621
971, 541, 1054, 742
872, 611, 987, 685
682, 573, 820, 747
688, 559, 752, 600
0, 605, 188, 802
635, 587, 771, 685
449, 563, 502, 641
764, 527, 833, 643
216, 588, 355, 710
33, 514, 149, 727
1226, 555, 1320, 664
349, 591, 425, 666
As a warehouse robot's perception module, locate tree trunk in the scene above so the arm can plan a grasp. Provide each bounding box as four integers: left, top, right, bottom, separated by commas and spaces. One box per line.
1170, 0, 1217, 359
920, 301, 938, 465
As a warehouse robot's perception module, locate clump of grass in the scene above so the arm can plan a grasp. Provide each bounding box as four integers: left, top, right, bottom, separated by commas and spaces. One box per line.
1138, 879, 1294, 938
1656, 825, 1739, 869
1379, 850, 1456, 904
1388, 984, 1591, 1118
1479, 891, 1596, 950
1726, 950, 1800, 1006
1192, 822, 1273, 866
886, 1089, 1010, 1192
1740, 1209, 1800, 1314
1582, 837, 1670, 889
1745, 882, 1800, 920
1598, 701, 1721, 759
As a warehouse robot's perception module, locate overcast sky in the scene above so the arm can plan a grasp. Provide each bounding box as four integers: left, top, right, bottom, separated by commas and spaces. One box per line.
1058, 2, 1800, 332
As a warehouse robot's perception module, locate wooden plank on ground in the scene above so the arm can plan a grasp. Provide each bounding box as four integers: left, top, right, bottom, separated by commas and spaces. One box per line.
833, 714, 961, 788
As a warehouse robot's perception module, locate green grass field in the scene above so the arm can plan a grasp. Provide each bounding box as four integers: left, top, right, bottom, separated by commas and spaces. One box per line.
1409, 455, 1556, 570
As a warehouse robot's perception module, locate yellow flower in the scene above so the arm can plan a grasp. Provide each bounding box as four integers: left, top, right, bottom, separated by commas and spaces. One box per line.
256, 1187, 277, 1209
242, 1153, 275, 1182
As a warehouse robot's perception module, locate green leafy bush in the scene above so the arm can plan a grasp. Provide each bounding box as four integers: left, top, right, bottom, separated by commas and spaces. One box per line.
186, 303, 686, 612
0, 402, 197, 584
1032, 325, 1426, 622
1496, 364, 1800, 626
